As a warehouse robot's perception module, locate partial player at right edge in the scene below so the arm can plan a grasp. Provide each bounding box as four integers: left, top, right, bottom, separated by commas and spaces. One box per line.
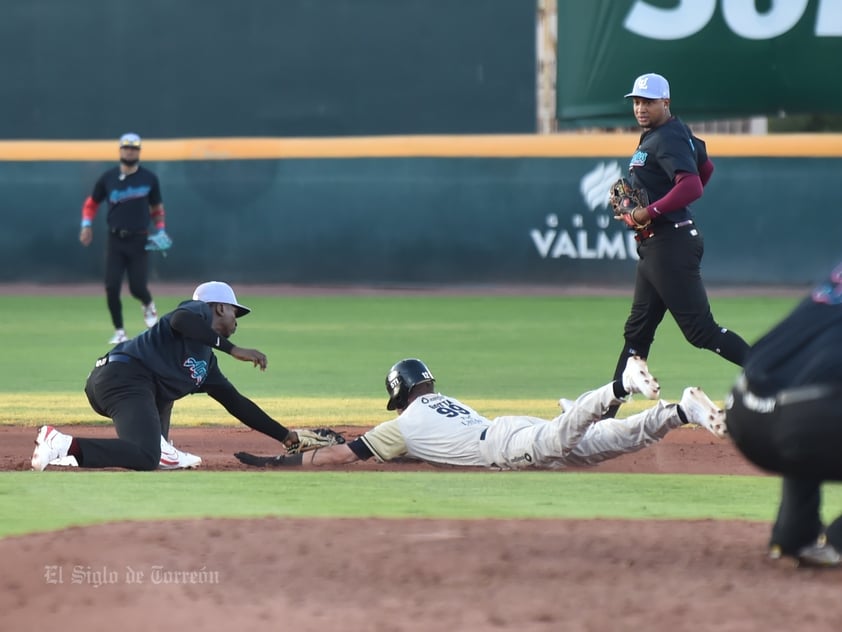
726, 260, 842, 568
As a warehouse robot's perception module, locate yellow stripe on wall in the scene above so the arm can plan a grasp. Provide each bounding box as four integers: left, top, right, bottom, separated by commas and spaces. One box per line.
0, 133, 839, 161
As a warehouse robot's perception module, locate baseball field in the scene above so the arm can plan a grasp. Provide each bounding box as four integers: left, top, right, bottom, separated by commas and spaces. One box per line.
2, 285, 840, 630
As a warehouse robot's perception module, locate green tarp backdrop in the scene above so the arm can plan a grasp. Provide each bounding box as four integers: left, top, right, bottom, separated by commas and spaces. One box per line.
2, 0, 534, 138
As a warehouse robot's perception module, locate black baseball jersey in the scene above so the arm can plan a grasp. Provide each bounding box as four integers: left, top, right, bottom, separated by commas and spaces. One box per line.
743, 263, 842, 396
91, 166, 162, 232
628, 116, 707, 225
112, 300, 232, 401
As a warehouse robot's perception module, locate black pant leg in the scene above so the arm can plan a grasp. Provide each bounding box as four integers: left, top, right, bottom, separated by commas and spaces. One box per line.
621, 245, 666, 361
124, 234, 152, 305
770, 477, 823, 554
652, 229, 748, 365
605, 245, 667, 419
727, 387, 842, 553
645, 230, 714, 346
78, 361, 164, 470
158, 400, 174, 441
104, 235, 127, 329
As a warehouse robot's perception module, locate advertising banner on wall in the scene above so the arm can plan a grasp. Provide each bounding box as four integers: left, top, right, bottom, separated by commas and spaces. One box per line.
3, 152, 840, 286
556, 0, 842, 125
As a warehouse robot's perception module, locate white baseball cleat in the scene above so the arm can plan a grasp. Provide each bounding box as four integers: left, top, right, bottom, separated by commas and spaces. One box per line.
31, 425, 73, 471
679, 387, 728, 438
622, 356, 660, 399
142, 303, 158, 328
108, 329, 128, 344
159, 436, 202, 470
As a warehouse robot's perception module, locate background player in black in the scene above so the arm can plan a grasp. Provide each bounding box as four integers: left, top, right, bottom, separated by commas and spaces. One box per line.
79, 133, 172, 344
607, 73, 749, 410
31, 282, 302, 471
725, 262, 842, 567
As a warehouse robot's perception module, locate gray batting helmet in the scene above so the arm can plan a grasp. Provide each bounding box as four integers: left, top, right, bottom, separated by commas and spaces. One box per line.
385, 358, 435, 411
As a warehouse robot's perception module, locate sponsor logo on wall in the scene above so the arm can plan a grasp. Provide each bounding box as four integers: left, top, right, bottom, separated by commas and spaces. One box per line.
625, 0, 842, 40
529, 161, 639, 261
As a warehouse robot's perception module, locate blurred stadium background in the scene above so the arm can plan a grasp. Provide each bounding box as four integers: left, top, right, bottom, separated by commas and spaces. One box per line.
1, 0, 840, 287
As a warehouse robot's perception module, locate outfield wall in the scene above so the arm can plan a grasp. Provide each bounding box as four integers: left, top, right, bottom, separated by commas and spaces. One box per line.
3, 135, 838, 286
3, 0, 534, 138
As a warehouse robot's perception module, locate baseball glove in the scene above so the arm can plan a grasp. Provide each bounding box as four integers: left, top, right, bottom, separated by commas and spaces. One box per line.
145, 229, 173, 252
609, 178, 650, 230
286, 428, 346, 454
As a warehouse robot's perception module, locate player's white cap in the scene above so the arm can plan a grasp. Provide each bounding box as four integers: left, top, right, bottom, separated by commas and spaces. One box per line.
193, 281, 251, 317
625, 73, 670, 99
119, 132, 142, 148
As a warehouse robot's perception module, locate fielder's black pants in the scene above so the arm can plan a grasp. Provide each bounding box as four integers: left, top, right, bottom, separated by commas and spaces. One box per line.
611, 226, 749, 385
726, 383, 842, 554
104, 232, 153, 329
80, 357, 174, 470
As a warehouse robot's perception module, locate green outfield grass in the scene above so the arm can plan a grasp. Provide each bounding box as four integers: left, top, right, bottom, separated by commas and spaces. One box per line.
4, 470, 842, 539
1, 293, 799, 425
5, 290, 833, 540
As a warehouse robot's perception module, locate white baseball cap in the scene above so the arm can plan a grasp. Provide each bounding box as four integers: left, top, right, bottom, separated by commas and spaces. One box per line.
625, 73, 670, 99
192, 281, 251, 317
119, 132, 142, 148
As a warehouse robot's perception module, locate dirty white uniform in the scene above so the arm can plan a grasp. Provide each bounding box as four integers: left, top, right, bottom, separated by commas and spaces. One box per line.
360, 387, 684, 469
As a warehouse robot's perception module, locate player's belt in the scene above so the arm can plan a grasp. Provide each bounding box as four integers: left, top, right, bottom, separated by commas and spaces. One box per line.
635, 219, 694, 243
94, 353, 133, 368
109, 228, 147, 238
734, 373, 839, 413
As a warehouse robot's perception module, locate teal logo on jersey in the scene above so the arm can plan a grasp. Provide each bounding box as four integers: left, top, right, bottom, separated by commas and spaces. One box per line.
183, 357, 208, 386
629, 150, 647, 167
109, 185, 152, 204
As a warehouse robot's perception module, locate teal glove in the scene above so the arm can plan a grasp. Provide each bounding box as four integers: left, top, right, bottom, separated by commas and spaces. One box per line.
145, 229, 173, 252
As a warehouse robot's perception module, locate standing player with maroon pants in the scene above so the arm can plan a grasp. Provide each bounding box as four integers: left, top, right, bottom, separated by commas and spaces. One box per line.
606, 73, 749, 412
79, 133, 172, 344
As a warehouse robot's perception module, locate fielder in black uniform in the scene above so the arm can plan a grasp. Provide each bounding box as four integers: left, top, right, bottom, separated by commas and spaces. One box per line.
79, 133, 172, 344
31, 282, 300, 471
725, 262, 842, 567
608, 73, 749, 398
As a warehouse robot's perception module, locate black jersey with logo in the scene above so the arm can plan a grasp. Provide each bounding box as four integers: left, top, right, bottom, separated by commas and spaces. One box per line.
628, 117, 707, 225
113, 300, 232, 401
91, 166, 162, 232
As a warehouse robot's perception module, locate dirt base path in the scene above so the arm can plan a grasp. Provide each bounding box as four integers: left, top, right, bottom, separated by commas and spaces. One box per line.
3, 424, 764, 474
